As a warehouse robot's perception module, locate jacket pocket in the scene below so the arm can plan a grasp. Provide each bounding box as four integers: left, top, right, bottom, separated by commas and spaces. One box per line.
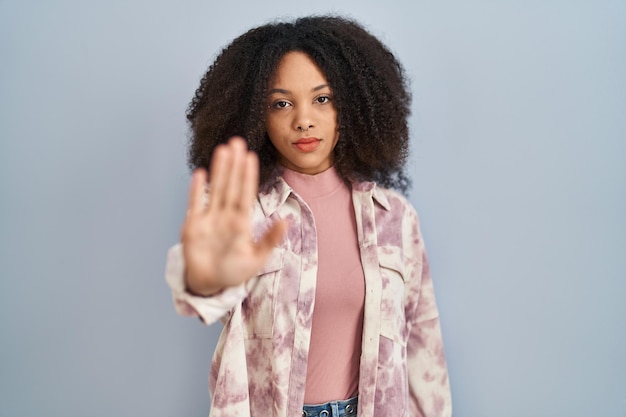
241, 248, 284, 338
378, 246, 408, 346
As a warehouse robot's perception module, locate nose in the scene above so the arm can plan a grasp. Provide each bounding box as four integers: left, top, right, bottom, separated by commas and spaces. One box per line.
297, 124, 312, 132
294, 105, 314, 132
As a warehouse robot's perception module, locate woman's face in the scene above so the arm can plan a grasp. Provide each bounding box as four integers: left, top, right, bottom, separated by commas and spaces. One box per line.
265, 51, 339, 175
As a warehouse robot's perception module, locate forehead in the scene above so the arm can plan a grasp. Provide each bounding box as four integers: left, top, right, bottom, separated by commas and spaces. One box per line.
270, 51, 329, 87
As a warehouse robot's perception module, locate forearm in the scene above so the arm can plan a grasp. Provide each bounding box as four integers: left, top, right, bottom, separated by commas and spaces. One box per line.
407, 316, 452, 417
166, 244, 248, 325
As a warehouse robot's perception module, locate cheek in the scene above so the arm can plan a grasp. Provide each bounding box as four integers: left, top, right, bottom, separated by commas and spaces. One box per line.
326, 112, 339, 136
264, 118, 278, 141
266, 130, 279, 149
326, 108, 338, 129
265, 125, 285, 151
265, 115, 288, 136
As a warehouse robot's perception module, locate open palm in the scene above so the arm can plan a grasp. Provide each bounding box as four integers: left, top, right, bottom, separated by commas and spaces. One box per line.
181, 137, 286, 296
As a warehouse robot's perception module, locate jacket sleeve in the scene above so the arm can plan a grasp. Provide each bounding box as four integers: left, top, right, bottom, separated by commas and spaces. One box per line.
165, 243, 249, 325
404, 209, 452, 417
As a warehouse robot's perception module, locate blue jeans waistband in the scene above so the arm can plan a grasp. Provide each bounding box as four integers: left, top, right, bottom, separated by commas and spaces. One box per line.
302, 396, 358, 417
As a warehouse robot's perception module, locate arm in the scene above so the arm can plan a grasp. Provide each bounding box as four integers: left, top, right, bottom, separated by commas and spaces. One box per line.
181, 138, 286, 296
165, 137, 286, 324
165, 243, 249, 325
405, 211, 452, 416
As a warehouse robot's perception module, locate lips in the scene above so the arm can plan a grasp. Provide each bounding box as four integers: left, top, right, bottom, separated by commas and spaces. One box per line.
293, 137, 321, 153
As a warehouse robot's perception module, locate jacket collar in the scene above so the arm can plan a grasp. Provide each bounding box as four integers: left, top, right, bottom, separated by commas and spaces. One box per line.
258, 173, 391, 217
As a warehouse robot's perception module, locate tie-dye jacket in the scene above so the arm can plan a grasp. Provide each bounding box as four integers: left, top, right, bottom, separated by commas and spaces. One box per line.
166, 175, 452, 417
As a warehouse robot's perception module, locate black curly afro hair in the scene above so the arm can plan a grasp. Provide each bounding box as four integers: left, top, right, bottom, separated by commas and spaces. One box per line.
187, 15, 412, 192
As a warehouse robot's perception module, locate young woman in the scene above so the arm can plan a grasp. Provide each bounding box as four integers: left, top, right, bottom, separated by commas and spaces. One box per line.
166, 15, 452, 417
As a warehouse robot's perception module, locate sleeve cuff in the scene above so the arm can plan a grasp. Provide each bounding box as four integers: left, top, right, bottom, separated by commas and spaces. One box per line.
165, 243, 248, 325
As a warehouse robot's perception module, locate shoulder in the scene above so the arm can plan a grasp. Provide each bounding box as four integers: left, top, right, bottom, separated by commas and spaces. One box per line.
364, 183, 425, 261
350, 180, 420, 224
369, 184, 420, 226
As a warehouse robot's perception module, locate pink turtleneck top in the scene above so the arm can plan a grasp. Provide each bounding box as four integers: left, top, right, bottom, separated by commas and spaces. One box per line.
281, 166, 366, 404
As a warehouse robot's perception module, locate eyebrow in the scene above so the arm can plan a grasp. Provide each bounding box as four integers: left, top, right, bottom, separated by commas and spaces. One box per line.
268, 84, 330, 95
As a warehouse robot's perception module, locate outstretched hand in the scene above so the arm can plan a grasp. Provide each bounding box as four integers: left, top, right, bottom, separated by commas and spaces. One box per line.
181, 137, 287, 296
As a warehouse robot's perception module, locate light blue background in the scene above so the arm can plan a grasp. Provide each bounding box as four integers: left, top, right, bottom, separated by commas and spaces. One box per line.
1, 1, 624, 416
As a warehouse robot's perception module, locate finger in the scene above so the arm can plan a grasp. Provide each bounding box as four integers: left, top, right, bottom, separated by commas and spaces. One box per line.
187, 168, 208, 216
240, 151, 260, 213
208, 143, 232, 211
224, 137, 248, 208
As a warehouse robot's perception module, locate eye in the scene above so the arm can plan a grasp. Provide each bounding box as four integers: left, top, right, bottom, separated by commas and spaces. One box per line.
270, 100, 291, 109
315, 95, 332, 104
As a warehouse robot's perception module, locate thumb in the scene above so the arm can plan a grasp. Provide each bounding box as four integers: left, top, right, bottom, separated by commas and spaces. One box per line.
255, 219, 288, 256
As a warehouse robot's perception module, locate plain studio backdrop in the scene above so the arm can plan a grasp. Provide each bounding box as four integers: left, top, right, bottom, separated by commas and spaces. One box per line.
1, 1, 624, 416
